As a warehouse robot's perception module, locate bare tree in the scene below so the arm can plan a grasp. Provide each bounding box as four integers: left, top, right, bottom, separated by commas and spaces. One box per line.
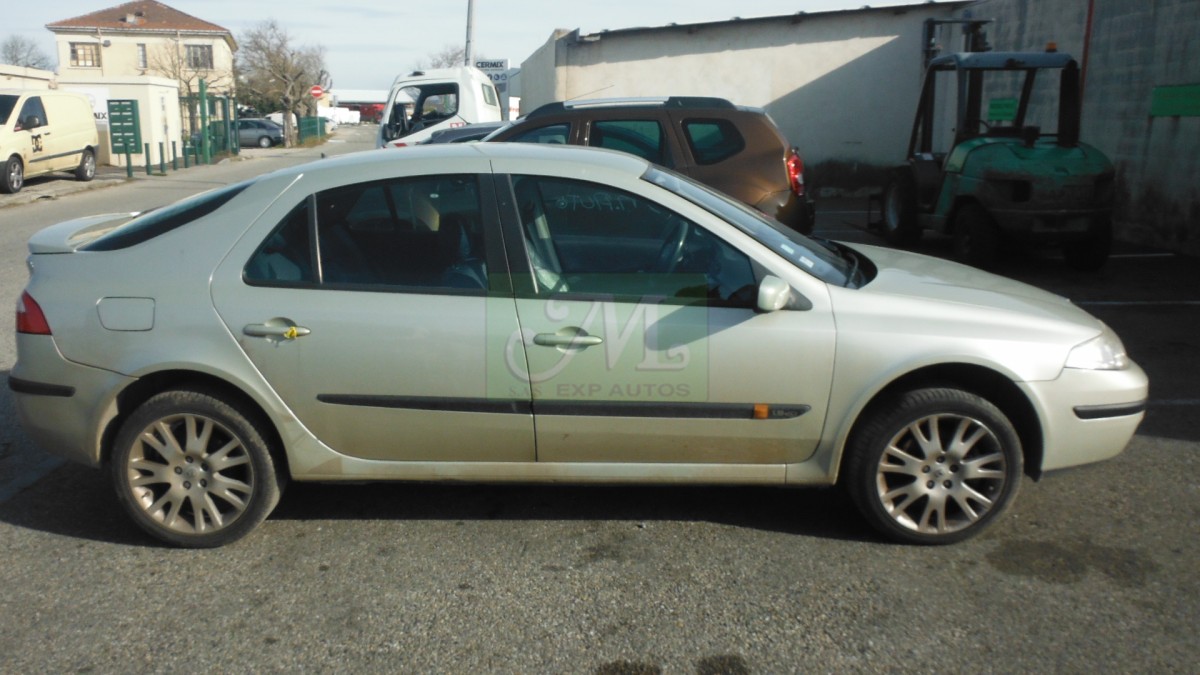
237, 20, 328, 146
148, 37, 235, 136
1, 35, 53, 70
416, 44, 487, 70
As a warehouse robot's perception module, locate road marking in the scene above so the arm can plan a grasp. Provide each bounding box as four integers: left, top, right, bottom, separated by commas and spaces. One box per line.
0, 455, 64, 504
1110, 253, 1176, 259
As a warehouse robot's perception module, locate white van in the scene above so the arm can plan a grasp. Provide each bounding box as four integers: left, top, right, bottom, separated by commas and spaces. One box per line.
377, 67, 502, 148
0, 89, 100, 194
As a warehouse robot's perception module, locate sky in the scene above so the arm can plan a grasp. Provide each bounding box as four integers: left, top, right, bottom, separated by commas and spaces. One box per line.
7, 0, 920, 91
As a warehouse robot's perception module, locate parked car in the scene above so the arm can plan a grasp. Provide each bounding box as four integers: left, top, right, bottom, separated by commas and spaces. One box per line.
484, 96, 816, 234
11, 144, 1147, 548
1, 89, 98, 194
421, 121, 507, 145
237, 118, 285, 148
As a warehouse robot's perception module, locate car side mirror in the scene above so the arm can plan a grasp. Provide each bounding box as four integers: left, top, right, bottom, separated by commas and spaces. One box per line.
24, 116, 42, 130
757, 276, 792, 312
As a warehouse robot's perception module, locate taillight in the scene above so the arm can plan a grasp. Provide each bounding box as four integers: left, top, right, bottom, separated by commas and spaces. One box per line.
786, 148, 805, 197
16, 291, 51, 335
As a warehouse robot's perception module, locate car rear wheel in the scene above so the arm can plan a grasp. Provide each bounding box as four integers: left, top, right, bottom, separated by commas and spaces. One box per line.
110, 388, 285, 548
882, 171, 920, 246
74, 148, 96, 182
953, 203, 1000, 268
845, 387, 1023, 545
257, 136, 272, 148
2, 155, 23, 193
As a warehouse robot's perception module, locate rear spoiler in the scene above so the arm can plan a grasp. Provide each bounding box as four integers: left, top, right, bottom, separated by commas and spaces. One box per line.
27, 213, 138, 254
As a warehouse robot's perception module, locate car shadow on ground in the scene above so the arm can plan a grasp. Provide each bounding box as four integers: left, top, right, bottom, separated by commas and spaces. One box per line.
0, 462, 881, 548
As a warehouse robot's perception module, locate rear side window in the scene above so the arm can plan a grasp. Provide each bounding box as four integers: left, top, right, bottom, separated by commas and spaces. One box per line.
246, 175, 489, 292
84, 182, 250, 251
682, 119, 746, 165
589, 120, 670, 166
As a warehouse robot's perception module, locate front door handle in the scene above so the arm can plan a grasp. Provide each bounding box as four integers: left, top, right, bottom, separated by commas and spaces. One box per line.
533, 328, 603, 348
244, 323, 310, 339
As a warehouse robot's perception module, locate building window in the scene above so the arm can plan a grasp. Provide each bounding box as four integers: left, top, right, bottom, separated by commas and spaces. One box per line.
185, 44, 214, 69
137, 44, 147, 69
70, 42, 101, 68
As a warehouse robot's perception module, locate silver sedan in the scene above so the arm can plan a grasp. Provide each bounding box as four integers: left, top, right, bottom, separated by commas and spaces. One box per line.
10, 143, 1148, 547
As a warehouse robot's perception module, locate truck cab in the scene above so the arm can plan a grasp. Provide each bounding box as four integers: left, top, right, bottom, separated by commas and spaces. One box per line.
377, 67, 502, 148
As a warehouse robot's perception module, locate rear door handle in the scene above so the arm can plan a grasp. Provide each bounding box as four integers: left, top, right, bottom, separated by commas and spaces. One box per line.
244, 323, 310, 339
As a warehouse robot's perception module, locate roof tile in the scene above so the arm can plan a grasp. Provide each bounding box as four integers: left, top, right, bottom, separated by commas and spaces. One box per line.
46, 0, 231, 34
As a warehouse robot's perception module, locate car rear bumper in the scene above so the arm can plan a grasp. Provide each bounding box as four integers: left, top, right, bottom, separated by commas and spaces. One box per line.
758, 190, 815, 235
1020, 362, 1149, 473
10, 334, 134, 468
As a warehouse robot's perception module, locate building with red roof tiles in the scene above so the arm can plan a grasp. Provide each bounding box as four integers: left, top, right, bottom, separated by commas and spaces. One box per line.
47, 1, 236, 95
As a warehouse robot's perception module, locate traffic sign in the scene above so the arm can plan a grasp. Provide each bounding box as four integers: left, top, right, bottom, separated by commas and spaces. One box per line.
310, 85, 324, 99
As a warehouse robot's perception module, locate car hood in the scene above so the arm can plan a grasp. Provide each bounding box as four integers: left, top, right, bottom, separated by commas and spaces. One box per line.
849, 243, 1098, 328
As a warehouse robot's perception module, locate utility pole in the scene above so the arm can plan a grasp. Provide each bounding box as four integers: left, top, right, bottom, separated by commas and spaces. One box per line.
464, 0, 475, 66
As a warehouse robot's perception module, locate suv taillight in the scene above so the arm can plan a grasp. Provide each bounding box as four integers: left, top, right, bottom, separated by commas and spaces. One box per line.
16, 291, 51, 335
786, 148, 805, 197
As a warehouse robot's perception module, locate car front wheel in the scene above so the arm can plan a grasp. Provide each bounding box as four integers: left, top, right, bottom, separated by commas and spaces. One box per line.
845, 387, 1023, 544
110, 388, 285, 547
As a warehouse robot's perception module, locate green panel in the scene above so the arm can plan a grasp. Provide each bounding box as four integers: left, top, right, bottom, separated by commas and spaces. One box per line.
107, 99, 142, 154
987, 97, 1018, 122
1150, 84, 1200, 117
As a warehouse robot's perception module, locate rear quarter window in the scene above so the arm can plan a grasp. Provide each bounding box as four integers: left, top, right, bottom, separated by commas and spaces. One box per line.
682, 119, 746, 165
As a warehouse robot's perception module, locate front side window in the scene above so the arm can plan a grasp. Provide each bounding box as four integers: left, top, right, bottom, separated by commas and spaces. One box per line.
512, 175, 756, 306
185, 44, 214, 69
70, 42, 101, 68
245, 175, 488, 291
15, 97, 47, 130
589, 119, 670, 166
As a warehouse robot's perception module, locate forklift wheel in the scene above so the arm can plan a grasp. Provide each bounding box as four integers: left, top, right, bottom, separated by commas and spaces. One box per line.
882, 173, 921, 246
953, 204, 1000, 268
1063, 220, 1112, 272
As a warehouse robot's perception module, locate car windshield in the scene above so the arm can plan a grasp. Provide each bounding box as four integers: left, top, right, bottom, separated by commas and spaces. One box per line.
642, 166, 857, 286
0, 95, 17, 125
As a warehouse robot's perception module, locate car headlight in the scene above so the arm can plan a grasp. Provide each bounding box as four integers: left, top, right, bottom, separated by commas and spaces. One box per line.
1065, 325, 1129, 370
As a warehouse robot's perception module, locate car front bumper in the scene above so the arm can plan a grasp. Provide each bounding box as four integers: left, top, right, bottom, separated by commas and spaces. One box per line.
1020, 362, 1149, 473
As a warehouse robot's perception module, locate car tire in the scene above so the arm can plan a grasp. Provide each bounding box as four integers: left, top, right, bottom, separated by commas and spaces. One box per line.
844, 387, 1023, 545
882, 171, 921, 246
2, 155, 23, 194
110, 388, 286, 548
1063, 218, 1112, 272
258, 136, 272, 148
953, 203, 1001, 268
74, 148, 96, 182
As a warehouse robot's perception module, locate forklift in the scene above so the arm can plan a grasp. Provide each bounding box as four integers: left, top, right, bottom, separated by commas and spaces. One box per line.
879, 20, 1115, 270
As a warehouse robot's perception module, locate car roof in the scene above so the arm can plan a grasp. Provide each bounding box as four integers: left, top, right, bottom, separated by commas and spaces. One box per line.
261, 142, 653, 183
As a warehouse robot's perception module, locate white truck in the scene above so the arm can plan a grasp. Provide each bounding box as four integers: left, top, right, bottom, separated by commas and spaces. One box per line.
376, 67, 502, 147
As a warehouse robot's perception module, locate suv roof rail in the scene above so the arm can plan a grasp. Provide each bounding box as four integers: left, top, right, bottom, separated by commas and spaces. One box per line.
527, 96, 736, 118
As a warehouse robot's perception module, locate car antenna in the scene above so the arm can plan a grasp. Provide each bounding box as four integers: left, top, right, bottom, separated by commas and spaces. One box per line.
566, 85, 614, 101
